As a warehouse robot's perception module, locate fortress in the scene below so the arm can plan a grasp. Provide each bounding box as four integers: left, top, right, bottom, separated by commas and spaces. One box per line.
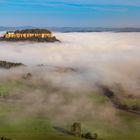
0, 29, 59, 42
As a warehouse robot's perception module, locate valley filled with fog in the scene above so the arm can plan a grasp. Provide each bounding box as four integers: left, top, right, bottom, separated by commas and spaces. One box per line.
0, 32, 140, 140
0, 32, 140, 95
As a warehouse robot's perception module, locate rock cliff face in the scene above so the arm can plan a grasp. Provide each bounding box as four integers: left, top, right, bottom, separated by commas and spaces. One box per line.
0, 29, 60, 42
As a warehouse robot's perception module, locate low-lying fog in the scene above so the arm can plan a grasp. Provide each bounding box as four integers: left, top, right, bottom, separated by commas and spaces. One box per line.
0, 32, 140, 95
0, 33, 140, 124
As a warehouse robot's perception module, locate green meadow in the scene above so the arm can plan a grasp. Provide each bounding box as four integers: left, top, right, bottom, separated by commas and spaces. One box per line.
0, 79, 139, 140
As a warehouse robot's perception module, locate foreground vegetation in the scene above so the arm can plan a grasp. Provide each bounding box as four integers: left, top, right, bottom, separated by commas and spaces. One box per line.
0, 61, 23, 69
0, 79, 139, 140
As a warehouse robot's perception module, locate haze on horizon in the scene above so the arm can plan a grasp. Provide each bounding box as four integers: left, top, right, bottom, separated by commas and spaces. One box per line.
0, 0, 140, 27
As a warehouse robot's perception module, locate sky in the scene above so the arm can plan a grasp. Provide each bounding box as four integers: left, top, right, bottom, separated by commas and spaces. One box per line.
0, 0, 140, 27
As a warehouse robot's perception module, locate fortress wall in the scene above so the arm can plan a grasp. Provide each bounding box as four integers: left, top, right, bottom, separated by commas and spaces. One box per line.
4, 33, 52, 39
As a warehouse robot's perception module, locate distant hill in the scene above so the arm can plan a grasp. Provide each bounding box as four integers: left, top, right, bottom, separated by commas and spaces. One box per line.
0, 26, 34, 32
1, 27, 140, 33
48, 27, 140, 32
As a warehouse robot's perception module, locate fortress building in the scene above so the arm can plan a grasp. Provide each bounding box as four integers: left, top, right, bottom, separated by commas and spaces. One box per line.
4, 29, 52, 39
0, 29, 59, 42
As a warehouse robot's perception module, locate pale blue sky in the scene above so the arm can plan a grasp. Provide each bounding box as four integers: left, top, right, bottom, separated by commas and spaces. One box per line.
0, 0, 140, 27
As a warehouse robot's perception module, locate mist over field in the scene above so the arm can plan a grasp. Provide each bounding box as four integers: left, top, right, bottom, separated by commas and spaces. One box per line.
0, 32, 140, 140
0, 32, 140, 95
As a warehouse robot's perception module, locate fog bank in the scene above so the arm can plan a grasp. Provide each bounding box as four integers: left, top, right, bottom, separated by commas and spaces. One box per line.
0, 32, 140, 129
0, 32, 140, 95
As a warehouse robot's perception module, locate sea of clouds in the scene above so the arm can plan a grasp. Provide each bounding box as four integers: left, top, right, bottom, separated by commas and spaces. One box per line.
0, 32, 140, 127
0, 32, 140, 95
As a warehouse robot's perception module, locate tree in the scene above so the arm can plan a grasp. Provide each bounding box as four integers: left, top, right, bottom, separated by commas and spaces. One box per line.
71, 122, 81, 137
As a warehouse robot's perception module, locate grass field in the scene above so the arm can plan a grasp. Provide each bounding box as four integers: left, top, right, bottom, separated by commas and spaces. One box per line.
0, 79, 140, 140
